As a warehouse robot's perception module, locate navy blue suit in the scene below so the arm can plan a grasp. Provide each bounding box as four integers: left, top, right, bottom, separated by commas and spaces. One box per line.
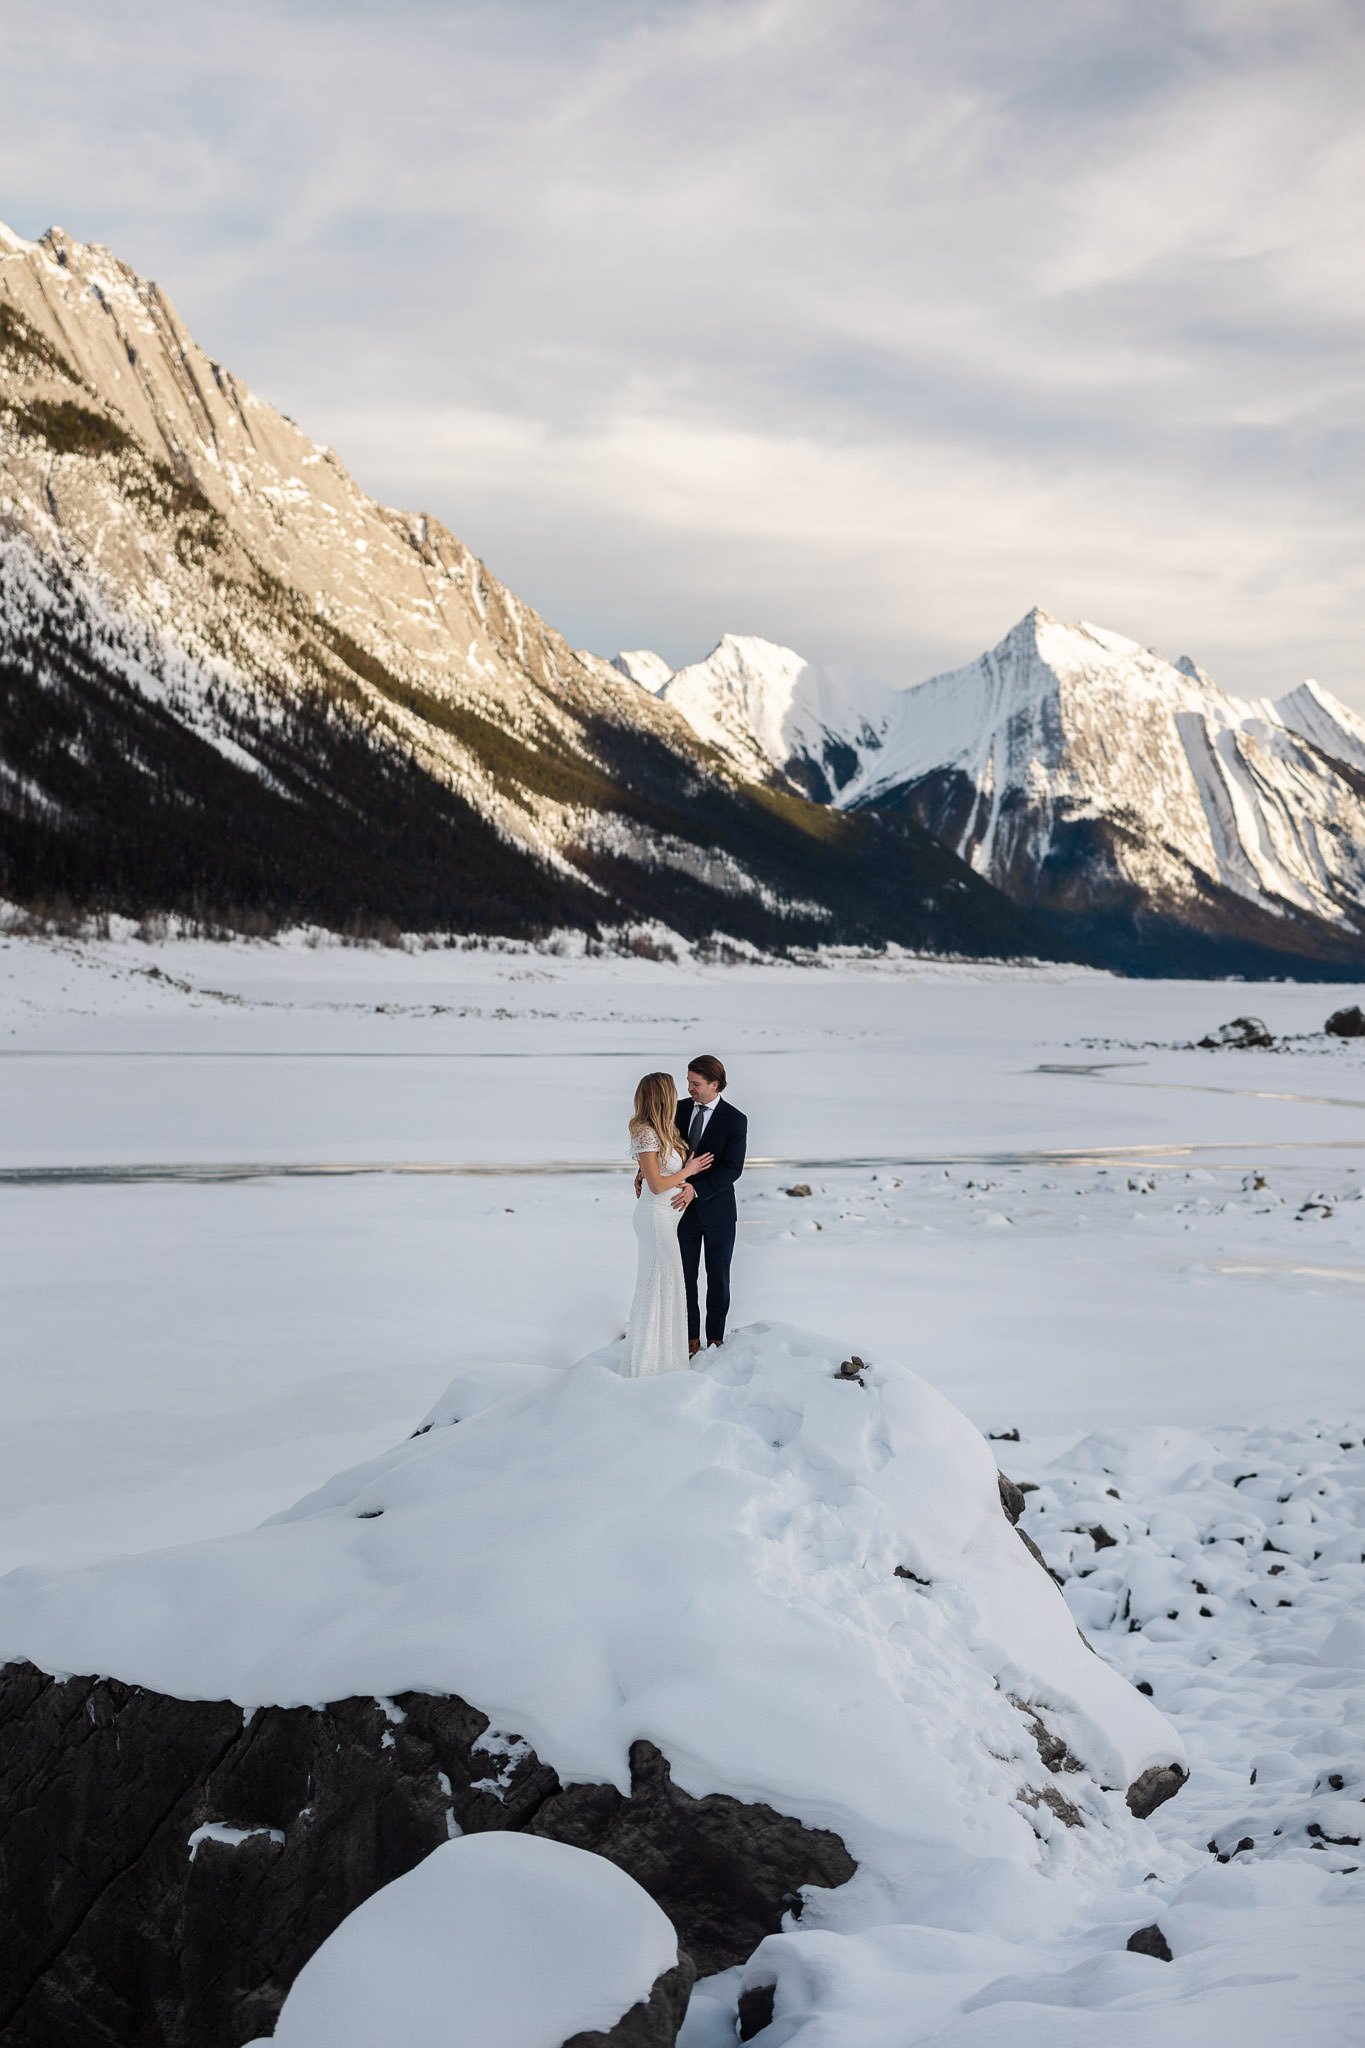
674, 1096, 747, 1343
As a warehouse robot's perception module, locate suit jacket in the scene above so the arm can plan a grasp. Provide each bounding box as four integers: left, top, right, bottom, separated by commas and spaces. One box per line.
675, 1096, 747, 1219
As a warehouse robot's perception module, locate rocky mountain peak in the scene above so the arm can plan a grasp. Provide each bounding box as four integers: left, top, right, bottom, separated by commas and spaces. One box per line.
640, 633, 896, 800
836, 611, 1365, 962
610, 647, 674, 693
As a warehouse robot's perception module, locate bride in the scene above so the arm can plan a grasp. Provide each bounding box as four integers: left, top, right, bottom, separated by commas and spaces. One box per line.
622, 1072, 712, 1377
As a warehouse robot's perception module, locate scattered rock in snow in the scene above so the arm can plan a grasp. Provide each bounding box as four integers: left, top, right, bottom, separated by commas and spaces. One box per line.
1125, 1762, 1190, 1819
1010, 1696, 1085, 1779
1126, 1922, 1173, 1961
1197, 1017, 1274, 1049
1017, 1780, 1084, 1829
1325, 1005, 1365, 1037
784, 1183, 813, 1198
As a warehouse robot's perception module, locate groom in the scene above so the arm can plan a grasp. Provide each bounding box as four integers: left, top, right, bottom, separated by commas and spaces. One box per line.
672, 1054, 747, 1353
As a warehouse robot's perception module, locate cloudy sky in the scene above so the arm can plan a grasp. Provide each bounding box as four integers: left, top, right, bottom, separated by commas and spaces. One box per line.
4, 0, 1363, 701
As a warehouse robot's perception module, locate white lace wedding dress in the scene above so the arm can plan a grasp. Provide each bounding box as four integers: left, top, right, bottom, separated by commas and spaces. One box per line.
622, 1132, 690, 1376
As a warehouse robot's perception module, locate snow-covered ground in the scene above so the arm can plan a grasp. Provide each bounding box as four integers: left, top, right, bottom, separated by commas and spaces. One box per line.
2, 929, 1362, 2043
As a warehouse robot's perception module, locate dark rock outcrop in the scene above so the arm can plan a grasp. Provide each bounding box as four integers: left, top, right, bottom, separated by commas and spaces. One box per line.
1325, 1005, 1365, 1038
563, 1956, 696, 2047
737, 1980, 777, 2039
0, 1662, 853, 2048
997, 1471, 1027, 1525
526, 1741, 855, 1979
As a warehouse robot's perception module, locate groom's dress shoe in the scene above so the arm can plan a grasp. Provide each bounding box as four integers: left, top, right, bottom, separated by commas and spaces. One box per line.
688, 1338, 701, 1357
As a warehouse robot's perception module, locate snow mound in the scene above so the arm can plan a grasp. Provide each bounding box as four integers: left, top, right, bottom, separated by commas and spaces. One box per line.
0, 1322, 1182, 1923
255, 1834, 680, 2048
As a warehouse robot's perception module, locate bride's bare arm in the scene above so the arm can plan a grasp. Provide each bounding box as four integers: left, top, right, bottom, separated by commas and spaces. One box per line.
637, 1148, 713, 1193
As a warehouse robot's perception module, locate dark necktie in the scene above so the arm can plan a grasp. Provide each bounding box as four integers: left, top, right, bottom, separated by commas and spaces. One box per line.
689, 1105, 706, 1151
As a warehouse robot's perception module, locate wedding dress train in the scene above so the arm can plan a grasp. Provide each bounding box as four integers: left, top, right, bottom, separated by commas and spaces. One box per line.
622, 1134, 690, 1376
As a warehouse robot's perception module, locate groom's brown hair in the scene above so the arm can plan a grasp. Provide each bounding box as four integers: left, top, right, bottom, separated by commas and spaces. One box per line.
688, 1054, 727, 1091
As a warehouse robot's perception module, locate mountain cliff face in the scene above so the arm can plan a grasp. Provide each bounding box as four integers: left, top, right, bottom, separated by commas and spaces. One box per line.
0, 222, 1034, 958
626, 611, 1365, 975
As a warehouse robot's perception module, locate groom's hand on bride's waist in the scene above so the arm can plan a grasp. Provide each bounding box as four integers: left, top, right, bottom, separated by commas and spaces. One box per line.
634, 1171, 643, 1199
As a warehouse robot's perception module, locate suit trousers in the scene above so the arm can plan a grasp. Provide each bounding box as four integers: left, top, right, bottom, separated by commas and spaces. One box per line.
677, 1197, 735, 1343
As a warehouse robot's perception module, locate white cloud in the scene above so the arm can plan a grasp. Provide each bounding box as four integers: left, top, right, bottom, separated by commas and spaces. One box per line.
4, 0, 1363, 701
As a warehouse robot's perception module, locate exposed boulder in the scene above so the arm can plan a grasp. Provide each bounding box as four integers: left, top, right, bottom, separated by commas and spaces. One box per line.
1125, 1762, 1190, 1819
0, 1667, 842, 2048
1126, 1922, 1174, 1961
1197, 1016, 1274, 1049
1325, 1004, 1365, 1038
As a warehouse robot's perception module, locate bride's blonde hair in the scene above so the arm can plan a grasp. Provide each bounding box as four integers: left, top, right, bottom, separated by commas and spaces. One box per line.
630, 1071, 688, 1166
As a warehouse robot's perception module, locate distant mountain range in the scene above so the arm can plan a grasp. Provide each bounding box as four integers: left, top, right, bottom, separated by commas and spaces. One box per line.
0, 222, 1033, 962
612, 617, 1365, 976
2, 219, 1362, 977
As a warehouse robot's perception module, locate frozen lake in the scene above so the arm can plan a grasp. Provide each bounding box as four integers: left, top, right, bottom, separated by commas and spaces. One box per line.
2, 932, 1363, 1574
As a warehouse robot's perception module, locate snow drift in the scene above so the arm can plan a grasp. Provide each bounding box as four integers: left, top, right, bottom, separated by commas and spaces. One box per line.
255, 1833, 688, 2048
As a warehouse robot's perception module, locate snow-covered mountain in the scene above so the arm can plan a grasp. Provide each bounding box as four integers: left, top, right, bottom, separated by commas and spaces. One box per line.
611, 634, 896, 801
610, 647, 674, 694
838, 609, 1365, 968
626, 609, 1365, 970
5, 217, 1360, 974
0, 222, 1032, 960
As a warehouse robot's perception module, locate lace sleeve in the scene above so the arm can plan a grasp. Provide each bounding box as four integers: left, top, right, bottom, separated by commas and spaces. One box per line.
629, 1126, 661, 1158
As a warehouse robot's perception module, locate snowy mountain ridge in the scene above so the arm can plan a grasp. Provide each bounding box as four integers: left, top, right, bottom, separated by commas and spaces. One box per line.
621, 610, 1365, 963
613, 634, 896, 802
842, 608, 1365, 940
